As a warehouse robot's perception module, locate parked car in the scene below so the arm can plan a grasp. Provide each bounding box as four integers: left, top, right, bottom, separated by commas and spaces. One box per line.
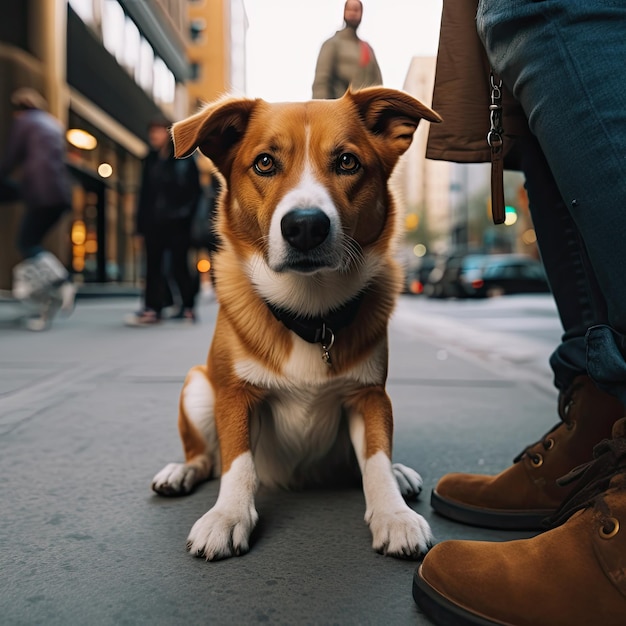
424, 253, 490, 299
471, 254, 550, 297
404, 255, 436, 295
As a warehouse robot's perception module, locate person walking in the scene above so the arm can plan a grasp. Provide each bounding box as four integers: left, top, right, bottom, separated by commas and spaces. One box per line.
312, 0, 382, 99
412, 0, 626, 624
125, 117, 202, 326
0, 87, 76, 331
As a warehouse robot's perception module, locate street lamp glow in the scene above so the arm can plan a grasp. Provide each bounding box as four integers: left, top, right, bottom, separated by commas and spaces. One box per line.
504, 206, 518, 226
66, 128, 97, 150
98, 163, 113, 178
413, 244, 427, 257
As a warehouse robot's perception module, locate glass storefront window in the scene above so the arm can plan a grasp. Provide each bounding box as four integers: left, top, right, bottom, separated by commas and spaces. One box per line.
68, 0, 94, 24
102, 0, 125, 63
153, 58, 175, 104
122, 15, 140, 74
66, 111, 141, 285
137, 38, 154, 92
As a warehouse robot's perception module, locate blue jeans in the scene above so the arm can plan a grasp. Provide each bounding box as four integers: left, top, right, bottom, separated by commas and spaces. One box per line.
477, 0, 626, 404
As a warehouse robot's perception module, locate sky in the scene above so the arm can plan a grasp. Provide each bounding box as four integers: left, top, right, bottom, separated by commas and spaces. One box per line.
243, 0, 443, 102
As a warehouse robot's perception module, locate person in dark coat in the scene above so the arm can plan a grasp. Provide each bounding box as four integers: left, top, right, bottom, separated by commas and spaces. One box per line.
125, 117, 202, 325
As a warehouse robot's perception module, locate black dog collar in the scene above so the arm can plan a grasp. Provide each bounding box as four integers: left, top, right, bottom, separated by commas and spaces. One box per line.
265, 292, 365, 346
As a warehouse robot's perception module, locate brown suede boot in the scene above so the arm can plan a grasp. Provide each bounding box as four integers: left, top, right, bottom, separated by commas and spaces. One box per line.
431, 375, 623, 529
414, 418, 626, 626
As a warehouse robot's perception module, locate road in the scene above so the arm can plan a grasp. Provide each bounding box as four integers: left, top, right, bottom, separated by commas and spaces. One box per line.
394, 293, 562, 395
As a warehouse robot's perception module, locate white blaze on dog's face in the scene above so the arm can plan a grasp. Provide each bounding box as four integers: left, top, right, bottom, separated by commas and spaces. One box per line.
171, 88, 441, 278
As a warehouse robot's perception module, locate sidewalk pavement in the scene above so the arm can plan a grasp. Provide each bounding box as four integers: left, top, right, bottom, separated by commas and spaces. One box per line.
0, 293, 558, 626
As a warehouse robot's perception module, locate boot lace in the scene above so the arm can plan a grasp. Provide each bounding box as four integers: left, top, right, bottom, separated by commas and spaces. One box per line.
513, 380, 583, 465
547, 434, 626, 529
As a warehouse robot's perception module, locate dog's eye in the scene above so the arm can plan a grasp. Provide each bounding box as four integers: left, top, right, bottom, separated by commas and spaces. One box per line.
253, 154, 276, 176
337, 153, 361, 174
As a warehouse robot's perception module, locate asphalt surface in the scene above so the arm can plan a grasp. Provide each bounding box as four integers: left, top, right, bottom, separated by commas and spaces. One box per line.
0, 291, 559, 625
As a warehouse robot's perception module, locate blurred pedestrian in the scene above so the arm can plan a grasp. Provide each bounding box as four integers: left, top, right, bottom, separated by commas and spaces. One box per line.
413, 1, 626, 624
126, 117, 202, 326
312, 0, 382, 99
0, 87, 76, 331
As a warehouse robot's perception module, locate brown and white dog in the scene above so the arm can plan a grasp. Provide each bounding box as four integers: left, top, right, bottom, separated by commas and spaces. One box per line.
151, 87, 442, 560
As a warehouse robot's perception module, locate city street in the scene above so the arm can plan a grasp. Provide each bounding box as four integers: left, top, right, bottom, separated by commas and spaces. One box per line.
1, 292, 561, 625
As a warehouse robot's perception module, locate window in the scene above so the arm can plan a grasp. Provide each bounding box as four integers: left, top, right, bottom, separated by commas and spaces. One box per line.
153, 58, 175, 104
189, 18, 206, 43
69, 0, 94, 24
189, 62, 201, 82
101, 0, 125, 62
137, 38, 154, 92
121, 16, 140, 74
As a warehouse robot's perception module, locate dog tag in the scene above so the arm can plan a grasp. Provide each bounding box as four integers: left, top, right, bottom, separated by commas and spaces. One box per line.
320, 324, 335, 367
321, 345, 332, 366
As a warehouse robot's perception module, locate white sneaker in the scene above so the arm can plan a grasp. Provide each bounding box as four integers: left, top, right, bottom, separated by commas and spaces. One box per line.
59, 282, 77, 315
24, 316, 50, 332
12, 252, 69, 301
12, 259, 43, 300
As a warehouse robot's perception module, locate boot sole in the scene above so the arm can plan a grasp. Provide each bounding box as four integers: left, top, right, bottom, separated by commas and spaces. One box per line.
413, 565, 502, 626
431, 489, 553, 530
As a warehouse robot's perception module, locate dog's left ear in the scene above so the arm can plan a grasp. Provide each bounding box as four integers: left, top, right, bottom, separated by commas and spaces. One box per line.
170, 95, 259, 178
347, 87, 442, 159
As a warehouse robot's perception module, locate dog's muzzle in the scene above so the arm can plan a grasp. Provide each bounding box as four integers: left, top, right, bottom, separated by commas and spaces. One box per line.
281, 208, 331, 252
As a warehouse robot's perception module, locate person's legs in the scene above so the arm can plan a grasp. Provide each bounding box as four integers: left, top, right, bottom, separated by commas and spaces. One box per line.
415, 1, 626, 621
518, 134, 605, 391
431, 134, 623, 529
142, 231, 166, 318
16, 204, 68, 259
478, 0, 626, 401
13, 203, 76, 315
169, 225, 196, 319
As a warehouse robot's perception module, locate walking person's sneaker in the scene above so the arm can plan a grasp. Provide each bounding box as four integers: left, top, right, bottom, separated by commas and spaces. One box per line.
124, 309, 161, 326
24, 315, 51, 332
430, 375, 624, 529
23, 293, 62, 331
58, 281, 77, 315
413, 416, 626, 626
169, 308, 197, 323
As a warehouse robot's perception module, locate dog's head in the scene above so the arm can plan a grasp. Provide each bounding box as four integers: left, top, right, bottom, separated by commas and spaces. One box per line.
172, 88, 441, 279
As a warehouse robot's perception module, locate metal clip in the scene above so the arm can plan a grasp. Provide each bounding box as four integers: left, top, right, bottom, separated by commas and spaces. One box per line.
320, 323, 335, 367
487, 72, 503, 149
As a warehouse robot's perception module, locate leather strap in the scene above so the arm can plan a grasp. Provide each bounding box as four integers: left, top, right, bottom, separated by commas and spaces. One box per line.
491, 146, 505, 224
488, 71, 506, 225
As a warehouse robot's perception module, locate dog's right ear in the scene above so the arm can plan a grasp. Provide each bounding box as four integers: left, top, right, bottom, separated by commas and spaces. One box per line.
171, 96, 259, 178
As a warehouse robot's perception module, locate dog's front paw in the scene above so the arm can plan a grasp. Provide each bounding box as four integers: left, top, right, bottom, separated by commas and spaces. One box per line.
392, 463, 424, 500
152, 462, 199, 496
187, 506, 259, 560
367, 507, 433, 559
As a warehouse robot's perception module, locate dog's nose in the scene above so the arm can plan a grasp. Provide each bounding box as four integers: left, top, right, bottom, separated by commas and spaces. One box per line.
281, 208, 331, 251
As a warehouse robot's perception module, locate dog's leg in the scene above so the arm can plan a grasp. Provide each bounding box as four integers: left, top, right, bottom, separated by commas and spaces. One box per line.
186, 391, 259, 560
348, 388, 433, 558
152, 366, 219, 496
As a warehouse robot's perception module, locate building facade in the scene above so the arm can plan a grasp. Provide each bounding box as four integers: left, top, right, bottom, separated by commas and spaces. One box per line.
397, 56, 452, 256
186, 0, 246, 112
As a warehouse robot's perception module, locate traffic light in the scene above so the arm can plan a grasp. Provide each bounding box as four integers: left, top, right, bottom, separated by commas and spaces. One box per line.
504, 205, 517, 226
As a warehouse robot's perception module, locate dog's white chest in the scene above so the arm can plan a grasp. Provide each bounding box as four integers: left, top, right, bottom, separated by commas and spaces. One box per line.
235, 332, 386, 388
251, 379, 355, 487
